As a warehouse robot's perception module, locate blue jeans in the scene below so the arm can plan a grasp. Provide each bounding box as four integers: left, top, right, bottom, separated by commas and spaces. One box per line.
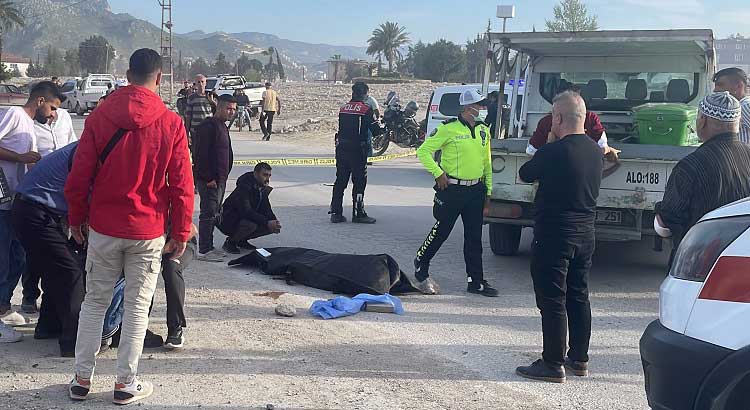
0, 210, 25, 311
102, 276, 126, 340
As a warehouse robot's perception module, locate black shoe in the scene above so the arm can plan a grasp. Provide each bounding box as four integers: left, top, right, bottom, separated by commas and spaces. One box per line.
60, 348, 75, 358
236, 241, 256, 250
34, 327, 61, 340
564, 357, 589, 377
330, 213, 347, 223
516, 359, 566, 383
143, 329, 164, 348
467, 280, 499, 297
164, 327, 184, 350
352, 210, 376, 224
21, 298, 38, 314
110, 328, 120, 348
222, 240, 241, 255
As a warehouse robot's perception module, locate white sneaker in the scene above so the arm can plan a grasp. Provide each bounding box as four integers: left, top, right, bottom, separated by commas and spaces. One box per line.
0, 322, 22, 343
1, 311, 34, 326
113, 378, 153, 405
197, 249, 224, 262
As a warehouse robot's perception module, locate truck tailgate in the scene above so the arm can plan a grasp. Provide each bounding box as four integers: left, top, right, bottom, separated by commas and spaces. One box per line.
490, 139, 696, 211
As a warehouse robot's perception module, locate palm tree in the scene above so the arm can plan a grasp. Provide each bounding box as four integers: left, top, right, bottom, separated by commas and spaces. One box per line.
367, 21, 410, 73
330, 54, 342, 82
0, 1, 24, 73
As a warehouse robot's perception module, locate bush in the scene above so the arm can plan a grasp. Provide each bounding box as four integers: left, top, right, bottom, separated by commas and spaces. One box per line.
378, 71, 401, 79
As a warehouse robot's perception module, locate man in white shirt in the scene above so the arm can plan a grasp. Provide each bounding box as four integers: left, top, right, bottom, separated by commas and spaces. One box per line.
0, 81, 64, 343
19, 108, 78, 314
713, 67, 750, 144
35, 108, 77, 157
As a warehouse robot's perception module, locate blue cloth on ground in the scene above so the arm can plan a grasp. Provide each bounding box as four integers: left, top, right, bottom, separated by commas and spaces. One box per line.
309, 293, 404, 319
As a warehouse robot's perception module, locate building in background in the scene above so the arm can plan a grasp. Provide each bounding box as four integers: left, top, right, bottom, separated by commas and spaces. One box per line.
2, 54, 30, 77
716, 36, 750, 73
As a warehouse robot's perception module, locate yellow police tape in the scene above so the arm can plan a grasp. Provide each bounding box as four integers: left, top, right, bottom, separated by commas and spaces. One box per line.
232, 151, 416, 167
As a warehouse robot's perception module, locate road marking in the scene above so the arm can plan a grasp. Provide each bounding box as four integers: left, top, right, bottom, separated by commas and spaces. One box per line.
232, 151, 416, 167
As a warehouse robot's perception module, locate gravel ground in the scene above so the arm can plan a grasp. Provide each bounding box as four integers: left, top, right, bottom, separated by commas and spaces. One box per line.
0, 85, 663, 409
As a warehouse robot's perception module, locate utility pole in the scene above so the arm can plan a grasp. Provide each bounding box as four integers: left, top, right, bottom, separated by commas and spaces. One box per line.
158, 0, 174, 105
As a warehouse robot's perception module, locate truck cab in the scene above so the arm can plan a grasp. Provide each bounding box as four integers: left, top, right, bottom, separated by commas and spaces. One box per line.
481, 30, 715, 255
206, 74, 265, 110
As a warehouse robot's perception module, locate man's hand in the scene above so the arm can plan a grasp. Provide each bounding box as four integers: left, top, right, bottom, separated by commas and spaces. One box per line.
17, 151, 41, 164
483, 197, 491, 217
206, 180, 218, 189
267, 220, 282, 234
604, 146, 621, 161
435, 173, 449, 190
70, 224, 88, 245
163, 239, 187, 260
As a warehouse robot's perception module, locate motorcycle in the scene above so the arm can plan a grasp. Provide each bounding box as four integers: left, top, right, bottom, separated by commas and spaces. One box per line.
371, 91, 425, 157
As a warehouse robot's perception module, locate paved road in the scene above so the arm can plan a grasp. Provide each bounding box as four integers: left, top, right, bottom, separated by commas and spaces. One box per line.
0, 118, 664, 409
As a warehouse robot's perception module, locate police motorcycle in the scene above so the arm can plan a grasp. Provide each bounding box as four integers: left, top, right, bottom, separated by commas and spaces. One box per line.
371, 91, 425, 157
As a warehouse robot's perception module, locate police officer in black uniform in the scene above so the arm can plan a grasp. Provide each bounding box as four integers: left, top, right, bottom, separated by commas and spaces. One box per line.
329, 82, 381, 224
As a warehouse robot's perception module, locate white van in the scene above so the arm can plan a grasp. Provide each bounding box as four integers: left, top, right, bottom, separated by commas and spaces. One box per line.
69, 74, 116, 116
424, 82, 525, 136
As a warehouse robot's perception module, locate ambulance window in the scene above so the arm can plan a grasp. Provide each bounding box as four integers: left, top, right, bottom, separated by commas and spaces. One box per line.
438, 93, 460, 116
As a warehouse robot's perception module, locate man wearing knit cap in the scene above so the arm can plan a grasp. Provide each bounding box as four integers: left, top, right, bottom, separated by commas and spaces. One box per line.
655, 91, 750, 264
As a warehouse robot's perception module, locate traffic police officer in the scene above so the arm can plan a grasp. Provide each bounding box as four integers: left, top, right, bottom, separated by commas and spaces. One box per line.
329, 81, 380, 224
413, 88, 498, 297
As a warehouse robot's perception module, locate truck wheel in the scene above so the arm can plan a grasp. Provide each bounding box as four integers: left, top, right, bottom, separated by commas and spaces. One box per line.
489, 223, 522, 256
75, 103, 85, 117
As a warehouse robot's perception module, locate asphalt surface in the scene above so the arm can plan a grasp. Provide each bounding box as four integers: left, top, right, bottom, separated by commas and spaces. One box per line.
0, 118, 666, 409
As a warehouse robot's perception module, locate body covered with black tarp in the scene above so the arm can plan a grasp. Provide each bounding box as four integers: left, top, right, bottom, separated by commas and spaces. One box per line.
228, 247, 418, 295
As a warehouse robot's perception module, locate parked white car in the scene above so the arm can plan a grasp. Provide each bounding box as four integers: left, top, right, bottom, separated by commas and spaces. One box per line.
67, 74, 116, 116
205, 74, 264, 109
640, 198, 750, 410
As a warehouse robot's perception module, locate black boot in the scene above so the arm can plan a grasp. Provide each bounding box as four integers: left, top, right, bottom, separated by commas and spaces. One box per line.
330, 212, 347, 223
516, 359, 566, 383
352, 196, 376, 224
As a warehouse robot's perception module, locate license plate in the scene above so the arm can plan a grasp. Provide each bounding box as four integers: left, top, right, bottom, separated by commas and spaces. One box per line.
596, 210, 622, 224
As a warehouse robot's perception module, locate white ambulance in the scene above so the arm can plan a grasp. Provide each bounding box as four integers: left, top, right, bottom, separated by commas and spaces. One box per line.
640, 198, 750, 410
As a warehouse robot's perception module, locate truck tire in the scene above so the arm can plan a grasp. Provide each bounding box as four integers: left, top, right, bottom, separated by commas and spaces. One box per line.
75, 102, 85, 117
489, 223, 522, 256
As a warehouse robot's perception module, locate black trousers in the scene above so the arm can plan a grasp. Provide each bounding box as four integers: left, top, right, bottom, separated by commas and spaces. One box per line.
196, 179, 226, 254
158, 245, 194, 331
415, 182, 485, 282
330, 146, 367, 215
530, 229, 595, 367
21, 268, 41, 303
226, 220, 272, 244
10, 198, 85, 352
260, 111, 275, 137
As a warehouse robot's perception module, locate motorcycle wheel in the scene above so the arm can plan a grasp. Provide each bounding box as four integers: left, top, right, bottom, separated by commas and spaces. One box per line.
372, 133, 390, 157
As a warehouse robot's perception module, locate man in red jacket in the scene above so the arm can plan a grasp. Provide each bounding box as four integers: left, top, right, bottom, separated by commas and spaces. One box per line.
64, 49, 194, 405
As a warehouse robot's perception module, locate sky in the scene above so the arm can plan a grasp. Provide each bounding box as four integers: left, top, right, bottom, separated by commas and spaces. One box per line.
109, 0, 748, 47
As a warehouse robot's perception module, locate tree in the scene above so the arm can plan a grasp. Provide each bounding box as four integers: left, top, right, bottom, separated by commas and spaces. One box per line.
367, 21, 410, 73
212, 52, 233, 74
45, 46, 65, 76
64, 49, 80, 76
275, 48, 285, 80
189, 57, 211, 77
78, 35, 116, 74
408, 40, 466, 82
465, 35, 487, 83
545, 0, 599, 32
345, 60, 367, 81
262, 47, 277, 81
235, 54, 263, 76
9, 64, 19, 77
0, 1, 24, 78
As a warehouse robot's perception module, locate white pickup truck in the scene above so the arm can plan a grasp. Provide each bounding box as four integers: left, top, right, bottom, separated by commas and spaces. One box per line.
206, 74, 265, 110
480, 29, 715, 255
68, 74, 116, 116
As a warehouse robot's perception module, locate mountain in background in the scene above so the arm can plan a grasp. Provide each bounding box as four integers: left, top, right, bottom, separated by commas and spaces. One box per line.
7, 0, 370, 79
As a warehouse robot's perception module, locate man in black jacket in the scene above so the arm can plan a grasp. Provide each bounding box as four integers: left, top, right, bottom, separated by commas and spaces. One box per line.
194, 94, 237, 262
329, 81, 381, 224
516, 91, 603, 383
218, 162, 281, 254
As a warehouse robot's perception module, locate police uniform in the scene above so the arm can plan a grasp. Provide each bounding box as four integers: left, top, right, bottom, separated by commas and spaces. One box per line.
329, 89, 381, 223
414, 89, 495, 295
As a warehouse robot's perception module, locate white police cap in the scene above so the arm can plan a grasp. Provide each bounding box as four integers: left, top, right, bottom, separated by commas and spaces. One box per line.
459, 88, 488, 106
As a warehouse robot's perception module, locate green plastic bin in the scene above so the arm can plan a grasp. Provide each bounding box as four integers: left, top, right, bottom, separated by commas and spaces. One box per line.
634, 103, 699, 146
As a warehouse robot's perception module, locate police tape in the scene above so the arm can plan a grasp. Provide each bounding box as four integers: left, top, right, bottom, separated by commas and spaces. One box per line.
232, 151, 416, 167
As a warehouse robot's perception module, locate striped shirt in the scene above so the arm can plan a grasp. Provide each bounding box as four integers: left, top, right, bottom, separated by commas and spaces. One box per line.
656, 132, 750, 245
740, 96, 750, 144
186, 93, 214, 132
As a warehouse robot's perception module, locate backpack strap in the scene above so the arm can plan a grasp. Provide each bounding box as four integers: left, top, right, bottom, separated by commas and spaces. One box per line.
99, 128, 127, 164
